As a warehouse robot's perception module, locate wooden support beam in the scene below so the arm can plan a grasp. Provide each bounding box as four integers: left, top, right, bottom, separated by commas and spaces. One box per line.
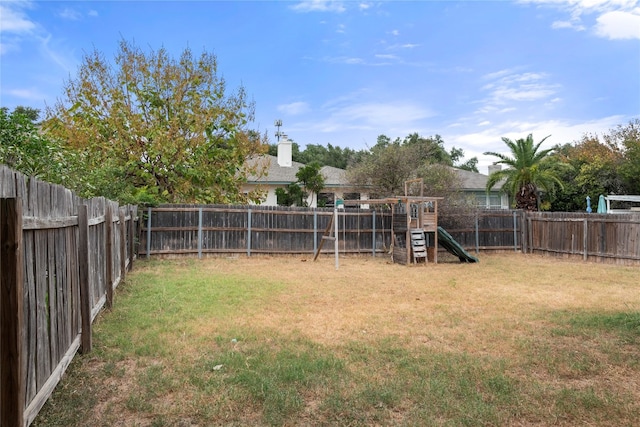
313, 213, 335, 261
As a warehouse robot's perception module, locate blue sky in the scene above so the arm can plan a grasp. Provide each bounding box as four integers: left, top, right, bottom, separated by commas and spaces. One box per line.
1, 0, 639, 173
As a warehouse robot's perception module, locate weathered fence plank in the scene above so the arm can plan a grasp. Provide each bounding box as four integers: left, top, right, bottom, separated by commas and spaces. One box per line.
77, 205, 92, 354
1, 198, 25, 427
139, 205, 393, 257
139, 206, 639, 265
1, 165, 137, 426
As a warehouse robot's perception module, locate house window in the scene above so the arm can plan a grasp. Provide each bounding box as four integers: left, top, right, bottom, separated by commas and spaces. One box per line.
318, 192, 334, 208
488, 194, 502, 209
473, 192, 504, 209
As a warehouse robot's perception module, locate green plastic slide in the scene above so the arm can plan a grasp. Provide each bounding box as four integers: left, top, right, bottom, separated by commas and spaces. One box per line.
437, 226, 479, 263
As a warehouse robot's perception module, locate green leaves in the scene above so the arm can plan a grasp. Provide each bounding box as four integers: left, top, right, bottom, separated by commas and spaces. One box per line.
44, 39, 266, 205
485, 134, 561, 211
0, 107, 67, 182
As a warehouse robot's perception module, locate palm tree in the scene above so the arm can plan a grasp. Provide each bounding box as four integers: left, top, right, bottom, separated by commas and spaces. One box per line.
484, 134, 563, 211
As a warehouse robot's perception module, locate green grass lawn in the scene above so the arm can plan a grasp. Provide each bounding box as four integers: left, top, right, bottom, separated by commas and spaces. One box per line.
34, 254, 640, 426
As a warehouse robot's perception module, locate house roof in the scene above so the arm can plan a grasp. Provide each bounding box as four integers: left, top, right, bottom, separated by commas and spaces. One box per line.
246, 156, 502, 192
449, 167, 503, 192
246, 155, 351, 187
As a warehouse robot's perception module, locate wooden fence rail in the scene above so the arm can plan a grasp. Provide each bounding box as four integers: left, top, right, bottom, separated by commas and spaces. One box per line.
140, 205, 639, 265
139, 204, 394, 258
0, 165, 137, 427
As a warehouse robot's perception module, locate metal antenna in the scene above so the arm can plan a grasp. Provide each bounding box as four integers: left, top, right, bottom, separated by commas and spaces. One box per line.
274, 119, 283, 142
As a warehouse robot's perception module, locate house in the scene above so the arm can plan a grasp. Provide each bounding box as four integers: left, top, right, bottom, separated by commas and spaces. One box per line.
242, 138, 368, 207
451, 165, 510, 209
243, 138, 507, 209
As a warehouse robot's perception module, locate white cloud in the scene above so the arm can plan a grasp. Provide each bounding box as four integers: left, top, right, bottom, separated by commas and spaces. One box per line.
6, 87, 46, 101
374, 53, 397, 59
88, 10, 98, 17
320, 55, 365, 64
0, 3, 36, 34
445, 115, 628, 173
290, 1, 346, 13
58, 7, 81, 21
523, 0, 640, 39
277, 101, 311, 115
334, 102, 434, 125
478, 70, 560, 111
595, 10, 640, 39
0, 3, 94, 69
38, 34, 75, 72
288, 95, 435, 137
551, 20, 586, 30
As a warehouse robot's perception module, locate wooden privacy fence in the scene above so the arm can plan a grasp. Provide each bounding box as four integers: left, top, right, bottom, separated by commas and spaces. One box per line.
139, 204, 393, 258
141, 205, 639, 265
440, 210, 525, 253
0, 165, 137, 427
442, 210, 640, 265
524, 211, 640, 264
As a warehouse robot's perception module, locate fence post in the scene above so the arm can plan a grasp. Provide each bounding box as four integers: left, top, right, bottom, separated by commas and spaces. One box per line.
521, 211, 527, 254
528, 216, 533, 254
198, 207, 203, 259
513, 211, 518, 252
372, 209, 376, 257
146, 207, 151, 259
128, 206, 135, 271
1, 198, 25, 427
105, 204, 113, 309
313, 209, 318, 255
119, 209, 126, 279
78, 204, 92, 353
247, 208, 252, 257
583, 218, 588, 261
474, 212, 479, 254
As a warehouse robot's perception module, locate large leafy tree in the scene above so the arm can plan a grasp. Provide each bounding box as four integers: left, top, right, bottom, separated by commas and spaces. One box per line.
543, 119, 638, 212
0, 106, 67, 182
549, 136, 624, 211
347, 133, 477, 197
347, 136, 417, 197
45, 39, 266, 204
607, 118, 640, 194
485, 134, 564, 211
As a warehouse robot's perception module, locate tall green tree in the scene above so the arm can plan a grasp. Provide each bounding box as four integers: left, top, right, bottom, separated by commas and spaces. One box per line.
485, 134, 564, 211
608, 118, 640, 194
549, 136, 623, 211
0, 106, 67, 182
347, 140, 417, 197
347, 133, 477, 197
296, 162, 325, 207
45, 39, 266, 204
275, 183, 303, 206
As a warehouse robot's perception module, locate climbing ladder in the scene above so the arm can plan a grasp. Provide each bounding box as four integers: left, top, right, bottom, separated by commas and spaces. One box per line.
410, 229, 427, 264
